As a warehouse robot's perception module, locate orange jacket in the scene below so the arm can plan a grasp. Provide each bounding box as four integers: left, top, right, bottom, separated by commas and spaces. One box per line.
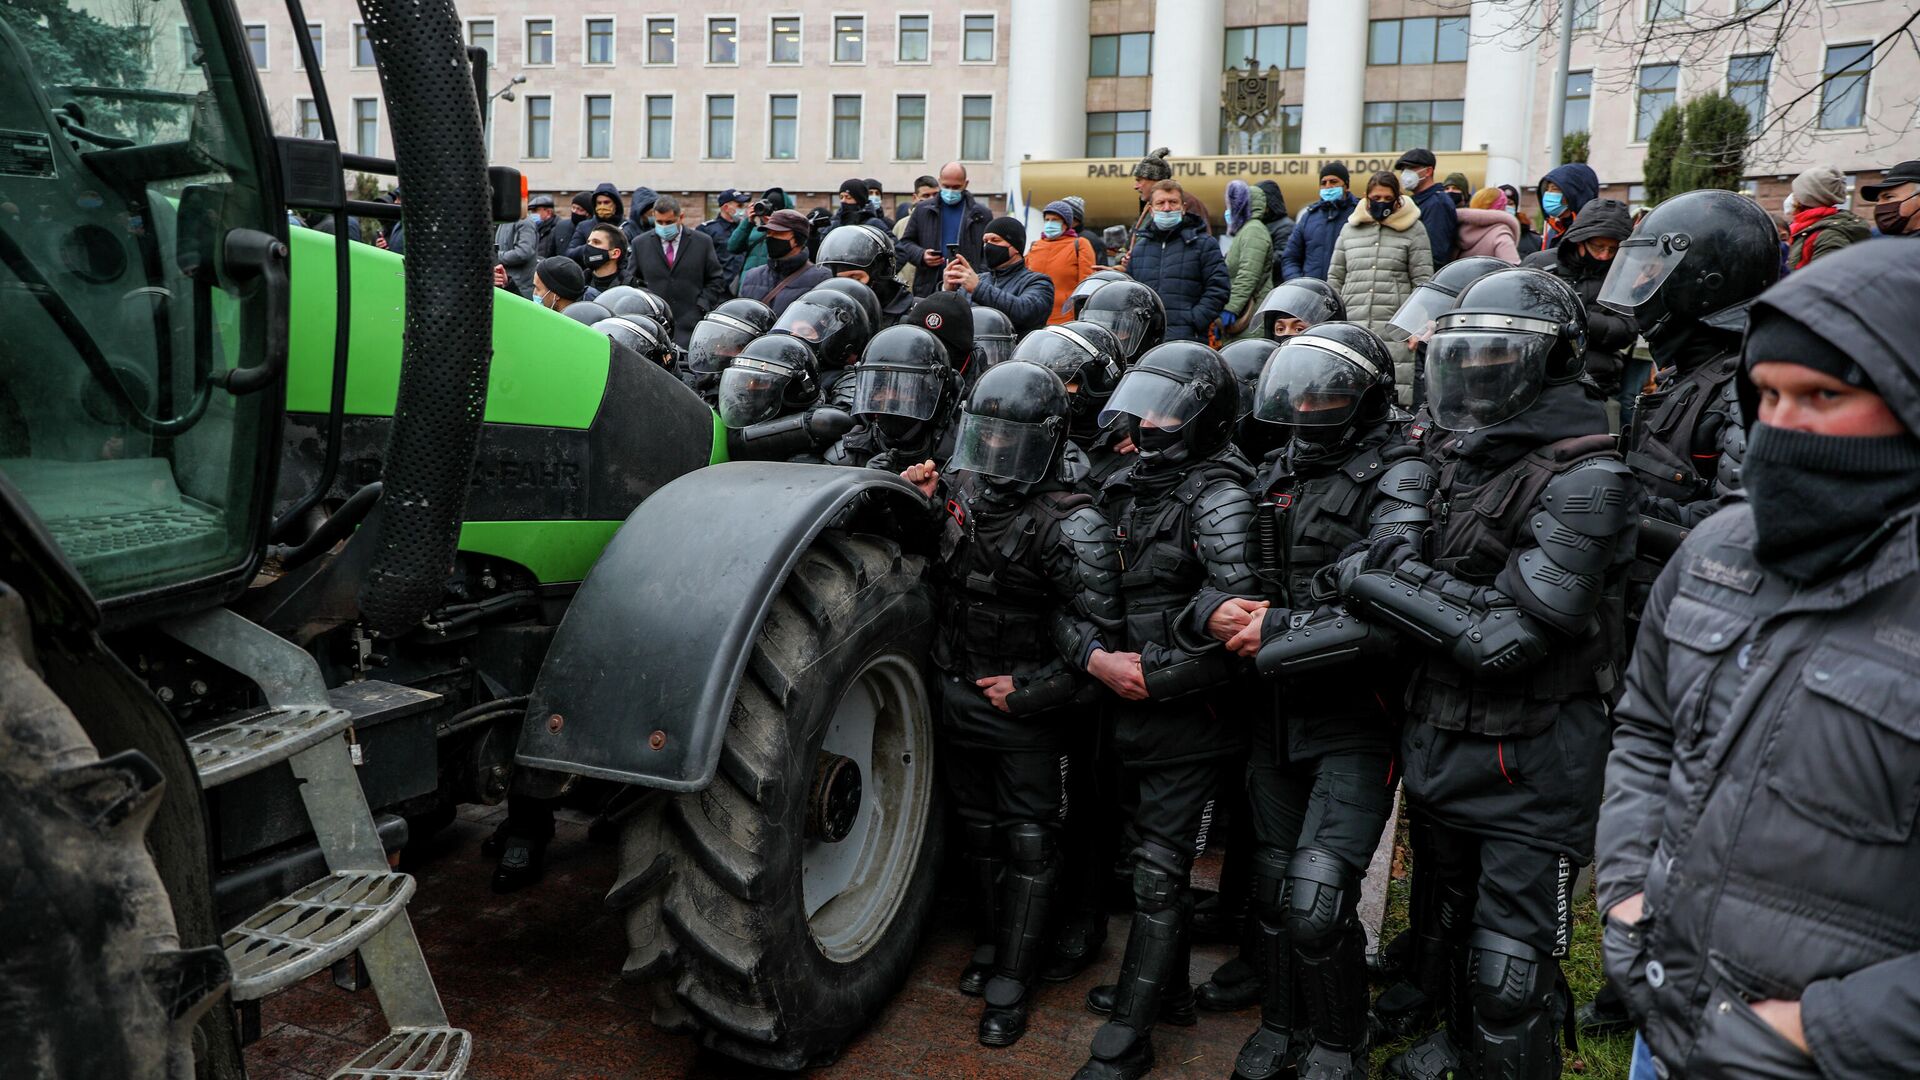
1026, 234, 1096, 324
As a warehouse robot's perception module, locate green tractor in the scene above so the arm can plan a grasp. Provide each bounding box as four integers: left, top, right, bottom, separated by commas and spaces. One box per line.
0, 0, 943, 1075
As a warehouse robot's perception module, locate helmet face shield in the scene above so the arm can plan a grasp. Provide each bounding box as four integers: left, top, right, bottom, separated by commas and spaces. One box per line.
1597, 234, 1688, 315
853, 365, 944, 420
1424, 330, 1552, 430
1257, 282, 1343, 333
947, 414, 1058, 483
974, 335, 1015, 371
1254, 341, 1374, 428
1385, 284, 1461, 343
1082, 307, 1146, 359
1097, 368, 1210, 431
686, 315, 757, 374
773, 300, 855, 346
716, 358, 793, 428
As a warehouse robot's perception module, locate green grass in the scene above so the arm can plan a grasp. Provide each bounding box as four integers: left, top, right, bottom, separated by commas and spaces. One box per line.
1367, 817, 1637, 1077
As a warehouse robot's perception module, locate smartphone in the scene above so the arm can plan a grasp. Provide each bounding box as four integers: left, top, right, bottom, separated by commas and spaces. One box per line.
944, 242, 961, 263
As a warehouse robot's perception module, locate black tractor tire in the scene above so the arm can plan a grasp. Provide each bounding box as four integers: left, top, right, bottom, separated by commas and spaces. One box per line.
613, 532, 942, 1070
0, 585, 226, 1079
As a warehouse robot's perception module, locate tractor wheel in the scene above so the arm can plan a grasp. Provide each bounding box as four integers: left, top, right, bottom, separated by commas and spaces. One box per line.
0, 585, 226, 1079
613, 532, 942, 1070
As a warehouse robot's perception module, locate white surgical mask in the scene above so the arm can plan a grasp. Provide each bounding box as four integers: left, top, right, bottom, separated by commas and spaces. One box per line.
1399, 170, 1422, 191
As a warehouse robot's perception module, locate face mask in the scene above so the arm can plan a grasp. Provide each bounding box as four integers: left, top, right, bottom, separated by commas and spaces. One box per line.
1745, 424, 1920, 583
595, 205, 616, 220
1041, 220, 1064, 239
1319, 186, 1345, 203
1131, 421, 1187, 465
720, 205, 740, 222
1398, 170, 1422, 192
573, 208, 590, 221
940, 187, 963, 205
868, 195, 882, 210
1541, 192, 1565, 217
582, 247, 612, 269
764, 236, 793, 259
654, 223, 679, 241
1875, 197, 1915, 236
979, 243, 1011, 269
1368, 199, 1395, 223
1152, 209, 1184, 230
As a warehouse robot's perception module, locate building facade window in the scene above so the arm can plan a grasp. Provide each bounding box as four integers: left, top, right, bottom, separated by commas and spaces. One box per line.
1572, 0, 1599, 30
1223, 23, 1307, 70
1368, 17, 1468, 65
1089, 32, 1151, 77
1361, 99, 1464, 152
895, 95, 926, 159
1727, 53, 1770, 132
834, 16, 864, 63
1564, 70, 1591, 134
1220, 104, 1301, 154
963, 14, 995, 62
960, 95, 992, 160
832, 95, 862, 159
245, 24, 267, 69
525, 19, 552, 65
296, 98, 321, 139
1088, 110, 1150, 158
898, 14, 929, 62
1635, 62, 1678, 140
646, 18, 674, 63
296, 22, 322, 70
523, 95, 550, 158
770, 16, 801, 63
352, 98, 378, 155
707, 17, 736, 63
1646, 0, 1685, 23
1819, 43, 1872, 130
644, 96, 671, 158
583, 95, 612, 159
769, 94, 798, 159
706, 95, 734, 158
585, 18, 614, 65
178, 23, 198, 62
353, 23, 375, 67
467, 19, 494, 66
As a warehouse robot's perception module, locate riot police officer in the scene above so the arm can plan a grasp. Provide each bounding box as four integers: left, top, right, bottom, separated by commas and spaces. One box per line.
1074, 342, 1261, 1080
1079, 279, 1168, 367
591, 315, 676, 369
1197, 323, 1427, 1079
816, 222, 912, 324
773, 286, 875, 412
1068, 269, 1133, 321
1383, 256, 1515, 412
681, 297, 773, 405
969, 306, 1018, 381
825, 324, 959, 470
1335, 268, 1640, 1080
1254, 277, 1346, 341
902, 360, 1125, 1047
715, 333, 853, 461
1012, 321, 1131, 494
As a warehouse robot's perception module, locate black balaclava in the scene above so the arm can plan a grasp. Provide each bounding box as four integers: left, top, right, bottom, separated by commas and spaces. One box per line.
1647, 318, 1741, 375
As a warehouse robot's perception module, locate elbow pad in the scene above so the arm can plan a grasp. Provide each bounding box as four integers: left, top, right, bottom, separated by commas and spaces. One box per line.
725, 408, 854, 461
1254, 604, 1399, 678
1194, 480, 1263, 595
1344, 566, 1553, 675
1006, 670, 1099, 716
1141, 643, 1240, 701
1368, 455, 1438, 542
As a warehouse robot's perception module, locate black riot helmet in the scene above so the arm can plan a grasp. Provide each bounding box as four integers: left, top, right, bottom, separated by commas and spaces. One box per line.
1384, 256, 1511, 342
969, 306, 1018, 371
716, 333, 819, 429
597, 285, 674, 332
1219, 338, 1281, 420
592, 315, 675, 368
1256, 278, 1346, 340
563, 300, 612, 325
851, 324, 957, 453
948, 361, 1073, 488
1597, 188, 1780, 338
812, 276, 884, 336
1425, 268, 1587, 431
1099, 340, 1239, 466
1009, 321, 1124, 441
1079, 279, 1167, 364
815, 223, 898, 284
1253, 322, 1397, 436
1068, 268, 1132, 319
686, 298, 775, 382
774, 287, 873, 369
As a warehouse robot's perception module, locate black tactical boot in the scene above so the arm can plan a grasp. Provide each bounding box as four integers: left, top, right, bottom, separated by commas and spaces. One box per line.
1233, 847, 1298, 1080
1084, 981, 1196, 1026
979, 824, 1058, 1047
490, 831, 548, 893
1076, 891, 1188, 1080
1381, 1031, 1461, 1080
958, 821, 1001, 996
1041, 908, 1109, 981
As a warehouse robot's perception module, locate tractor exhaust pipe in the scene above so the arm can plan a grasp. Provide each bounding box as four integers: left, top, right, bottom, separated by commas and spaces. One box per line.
351, 0, 494, 637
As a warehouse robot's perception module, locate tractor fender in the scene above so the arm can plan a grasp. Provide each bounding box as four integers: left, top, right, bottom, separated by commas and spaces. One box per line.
514, 461, 932, 792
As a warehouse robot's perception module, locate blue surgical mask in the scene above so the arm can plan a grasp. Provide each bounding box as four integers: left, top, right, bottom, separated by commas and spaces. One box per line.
1542, 192, 1565, 216
1319, 186, 1345, 203
654, 223, 680, 240
868, 194, 882, 210
1152, 209, 1183, 230
940, 187, 963, 205
1041, 220, 1064, 239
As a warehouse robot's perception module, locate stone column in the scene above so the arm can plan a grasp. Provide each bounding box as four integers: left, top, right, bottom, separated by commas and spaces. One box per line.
1003, 0, 1093, 221
1300, 0, 1369, 154
1147, 0, 1226, 155
1462, 0, 1541, 189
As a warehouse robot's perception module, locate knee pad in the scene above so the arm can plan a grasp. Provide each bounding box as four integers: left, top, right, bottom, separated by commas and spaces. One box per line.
1130, 840, 1189, 914
963, 819, 997, 859
1003, 821, 1056, 872
1283, 848, 1357, 948
1251, 845, 1290, 922
1467, 928, 1553, 1023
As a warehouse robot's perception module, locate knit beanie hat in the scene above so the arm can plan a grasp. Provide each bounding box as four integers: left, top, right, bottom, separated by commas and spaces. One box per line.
904, 292, 975, 367
985, 215, 1027, 251
535, 256, 586, 301
838, 178, 870, 204
1744, 304, 1872, 390
1790, 165, 1849, 210
1443, 171, 1472, 193
1043, 200, 1079, 230
1318, 161, 1351, 186
1062, 195, 1088, 225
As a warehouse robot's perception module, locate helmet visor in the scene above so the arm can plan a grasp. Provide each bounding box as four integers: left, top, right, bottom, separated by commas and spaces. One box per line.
1082, 306, 1147, 358
1385, 284, 1461, 342
853, 365, 943, 420
1097, 368, 1209, 431
1257, 282, 1342, 330
1424, 331, 1552, 430
1068, 276, 1111, 318
1253, 341, 1371, 428
686, 317, 757, 374
974, 335, 1015, 371
1596, 235, 1687, 314
716, 360, 792, 428
772, 300, 856, 345
947, 414, 1058, 484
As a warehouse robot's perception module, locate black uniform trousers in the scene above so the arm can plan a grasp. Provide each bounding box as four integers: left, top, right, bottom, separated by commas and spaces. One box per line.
938, 675, 1066, 830
1245, 719, 1395, 875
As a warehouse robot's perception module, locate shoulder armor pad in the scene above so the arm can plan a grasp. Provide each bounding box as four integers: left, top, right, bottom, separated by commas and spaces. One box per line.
1059, 505, 1121, 558
1540, 458, 1637, 538
1513, 547, 1603, 620
1377, 456, 1438, 503
1193, 480, 1261, 594
1194, 479, 1259, 534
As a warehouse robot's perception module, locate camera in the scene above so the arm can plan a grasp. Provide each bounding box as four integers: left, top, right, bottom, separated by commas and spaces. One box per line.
752, 198, 775, 219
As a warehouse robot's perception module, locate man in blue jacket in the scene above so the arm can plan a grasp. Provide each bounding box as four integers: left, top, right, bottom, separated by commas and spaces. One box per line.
897, 161, 994, 298
944, 217, 1054, 336
1125, 180, 1230, 342
1395, 148, 1459, 265
1282, 161, 1356, 281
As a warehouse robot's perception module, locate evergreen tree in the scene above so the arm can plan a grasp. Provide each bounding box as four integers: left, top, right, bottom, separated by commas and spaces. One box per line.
1643, 108, 1685, 204
1670, 93, 1751, 195
1562, 130, 1590, 165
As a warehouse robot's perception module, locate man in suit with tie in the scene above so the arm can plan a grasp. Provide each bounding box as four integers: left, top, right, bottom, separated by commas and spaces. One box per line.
631, 194, 729, 349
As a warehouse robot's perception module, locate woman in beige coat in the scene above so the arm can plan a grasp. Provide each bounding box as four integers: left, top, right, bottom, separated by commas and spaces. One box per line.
1327, 171, 1435, 403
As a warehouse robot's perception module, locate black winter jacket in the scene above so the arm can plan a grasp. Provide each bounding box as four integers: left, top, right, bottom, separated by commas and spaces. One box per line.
1523, 198, 1636, 395
1125, 213, 1231, 342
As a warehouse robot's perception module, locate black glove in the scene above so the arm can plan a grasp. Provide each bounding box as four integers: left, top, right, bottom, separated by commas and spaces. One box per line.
1336, 534, 1417, 593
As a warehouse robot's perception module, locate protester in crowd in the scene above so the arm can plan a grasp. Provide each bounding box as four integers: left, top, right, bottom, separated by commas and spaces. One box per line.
1327, 171, 1435, 403
1130, 147, 1214, 236
729, 186, 796, 282
894, 176, 939, 292
1864, 158, 1920, 236
862, 178, 889, 224
1062, 195, 1107, 266
1524, 197, 1633, 407
619, 186, 659, 252
897, 174, 937, 225
1254, 180, 1294, 280
564, 183, 623, 264
1501, 184, 1543, 257
737, 208, 830, 317
1597, 239, 1920, 1080
580, 223, 630, 295
1282, 162, 1355, 282
527, 194, 558, 259
697, 188, 751, 287
1456, 186, 1521, 264
1028, 200, 1098, 325
1124, 179, 1230, 343
1440, 171, 1472, 208
1394, 149, 1458, 264
371, 188, 404, 254
830, 178, 888, 234
547, 192, 592, 260
629, 194, 728, 349
1784, 165, 1869, 268
945, 216, 1053, 336
1219, 180, 1274, 342
493, 197, 539, 299
531, 256, 588, 313
898, 161, 994, 298
1536, 162, 1598, 250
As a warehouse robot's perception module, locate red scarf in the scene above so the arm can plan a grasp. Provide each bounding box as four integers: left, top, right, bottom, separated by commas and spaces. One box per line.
1788, 205, 1840, 269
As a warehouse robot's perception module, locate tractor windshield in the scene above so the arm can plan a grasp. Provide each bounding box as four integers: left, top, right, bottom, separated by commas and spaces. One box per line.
0, 0, 279, 603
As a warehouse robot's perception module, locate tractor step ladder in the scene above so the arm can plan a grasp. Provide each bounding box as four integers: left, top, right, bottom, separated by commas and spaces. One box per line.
165, 609, 470, 1080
